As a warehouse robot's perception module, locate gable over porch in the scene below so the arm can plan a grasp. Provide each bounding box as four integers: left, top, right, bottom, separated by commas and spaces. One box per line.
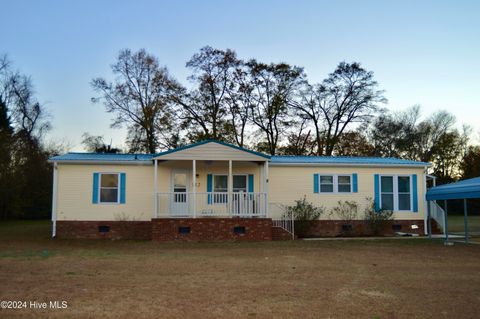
152, 140, 271, 218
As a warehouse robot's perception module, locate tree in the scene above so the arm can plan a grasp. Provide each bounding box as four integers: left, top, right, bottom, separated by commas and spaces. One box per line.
175, 46, 240, 142
81, 133, 121, 153
461, 146, 480, 179
431, 130, 469, 184
0, 98, 13, 219
278, 119, 316, 155
247, 60, 305, 155
368, 107, 457, 162
0, 54, 53, 219
333, 131, 375, 156
224, 65, 254, 147
91, 49, 181, 153
294, 62, 385, 156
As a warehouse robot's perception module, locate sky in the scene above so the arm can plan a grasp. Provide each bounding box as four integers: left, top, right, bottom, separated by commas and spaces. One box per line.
1, 0, 479, 151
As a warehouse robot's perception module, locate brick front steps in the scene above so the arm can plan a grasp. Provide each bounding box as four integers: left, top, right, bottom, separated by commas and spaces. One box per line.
272, 226, 295, 240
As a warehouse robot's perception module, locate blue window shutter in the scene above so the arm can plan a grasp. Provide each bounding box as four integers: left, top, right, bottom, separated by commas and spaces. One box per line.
207, 174, 213, 204
412, 174, 418, 212
248, 174, 254, 193
313, 174, 319, 193
92, 173, 99, 204
374, 174, 380, 212
120, 173, 126, 204
352, 173, 358, 193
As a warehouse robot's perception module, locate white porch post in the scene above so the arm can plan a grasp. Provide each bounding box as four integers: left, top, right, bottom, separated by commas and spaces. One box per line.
153, 159, 158, 218
193, 159, 197, 218
51, 162, 58, 238
228, 160, 233, 215
264, 160, 269, 218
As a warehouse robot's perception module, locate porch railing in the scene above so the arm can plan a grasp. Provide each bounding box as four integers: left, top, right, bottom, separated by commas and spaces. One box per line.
429, 201, 445, 234
156, 192, 267, 218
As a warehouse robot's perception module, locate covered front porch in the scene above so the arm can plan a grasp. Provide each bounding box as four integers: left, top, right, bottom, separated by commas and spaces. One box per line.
151, 140, 270, 218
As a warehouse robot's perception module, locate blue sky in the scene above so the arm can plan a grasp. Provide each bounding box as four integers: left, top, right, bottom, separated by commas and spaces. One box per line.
1, 0, 479, 150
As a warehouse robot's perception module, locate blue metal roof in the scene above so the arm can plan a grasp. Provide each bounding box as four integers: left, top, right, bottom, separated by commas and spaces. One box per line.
49, 141, 430, 167
49, 152, 154, 162
271, 155, 430, 166
426, 177, 480, 200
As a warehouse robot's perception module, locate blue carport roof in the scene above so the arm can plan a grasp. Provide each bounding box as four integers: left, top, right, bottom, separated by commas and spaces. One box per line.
426, 177, 480, 200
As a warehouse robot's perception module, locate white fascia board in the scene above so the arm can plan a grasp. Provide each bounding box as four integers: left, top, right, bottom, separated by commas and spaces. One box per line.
269, 162, 431, 168
48, 160, 153, 166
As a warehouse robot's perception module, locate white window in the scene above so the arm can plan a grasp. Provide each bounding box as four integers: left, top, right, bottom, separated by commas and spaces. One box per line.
319, 175, 352, 193
213, 174, 248, 203
380, 175, 412, 211
380, 176, 394, 210
337, 175, 352, 193
320, 175, 334, 193
213, 175, 228, 193
398, 176, 411, 211
233, 175, 247, 193
213, 175, 228, 203
99, 173, 119, 203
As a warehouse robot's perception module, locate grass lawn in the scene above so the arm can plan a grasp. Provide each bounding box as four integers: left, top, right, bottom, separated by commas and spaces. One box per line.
448, 215, 480, 235
1, 221, 480, 318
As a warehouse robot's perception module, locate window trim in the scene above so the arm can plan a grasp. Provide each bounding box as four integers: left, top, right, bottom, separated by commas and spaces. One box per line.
337, 174, 353, 193
379, 174, 413, 212
319, 175, 334, 193
211, 174, 249, 204
212, 174, 249, 192
317, 174, 353, 194
97, 172, 121, 205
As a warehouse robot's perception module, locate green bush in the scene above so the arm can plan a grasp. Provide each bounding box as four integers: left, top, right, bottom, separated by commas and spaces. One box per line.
284, 196, 324, 237
329, 200, 359, 235
363, 197, 393, 235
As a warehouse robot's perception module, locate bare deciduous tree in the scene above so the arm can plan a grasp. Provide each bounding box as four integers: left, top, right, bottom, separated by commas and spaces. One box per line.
91, 49, 181, 153
293, 62, 385, 155
247, 60, 305, 155
174, 46, 240, 142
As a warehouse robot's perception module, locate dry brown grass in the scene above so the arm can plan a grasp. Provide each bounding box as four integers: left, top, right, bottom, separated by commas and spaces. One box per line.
1, 220, 480, 319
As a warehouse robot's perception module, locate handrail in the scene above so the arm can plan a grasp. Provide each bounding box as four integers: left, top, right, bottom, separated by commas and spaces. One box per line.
155, 192, 267, 218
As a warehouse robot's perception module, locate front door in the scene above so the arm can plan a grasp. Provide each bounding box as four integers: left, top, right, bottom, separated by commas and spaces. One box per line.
171, 170, 190, 216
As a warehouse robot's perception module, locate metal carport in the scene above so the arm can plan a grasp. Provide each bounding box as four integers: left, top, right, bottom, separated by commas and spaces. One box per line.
426, 177, 480, 243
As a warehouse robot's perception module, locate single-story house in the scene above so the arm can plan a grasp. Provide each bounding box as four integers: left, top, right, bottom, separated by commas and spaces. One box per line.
48, 139, 431, 241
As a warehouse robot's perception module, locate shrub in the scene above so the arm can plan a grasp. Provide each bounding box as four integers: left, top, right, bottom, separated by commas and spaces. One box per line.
363, 197, 393, 235
329, 200, 359, 236
284, 196, 324, 237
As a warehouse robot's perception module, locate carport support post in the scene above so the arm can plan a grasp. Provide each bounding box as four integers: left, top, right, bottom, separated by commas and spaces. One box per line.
265, 160, 269, 218
153, 159, 158, 218
464, 199, 469, 244
444, 200, 449, 242
231, 160, 233, 216
427, 200, 432, 239
193, 160, 196, 218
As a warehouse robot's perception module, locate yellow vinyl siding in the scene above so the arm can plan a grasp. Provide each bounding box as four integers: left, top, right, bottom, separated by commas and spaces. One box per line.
56, 161, 425, 222
268, 166, 426, 220
56, 161, 263, 221
56, 164, 154, 221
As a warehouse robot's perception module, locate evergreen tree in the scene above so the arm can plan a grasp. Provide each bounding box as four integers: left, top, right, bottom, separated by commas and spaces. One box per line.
0, 98, 13, 219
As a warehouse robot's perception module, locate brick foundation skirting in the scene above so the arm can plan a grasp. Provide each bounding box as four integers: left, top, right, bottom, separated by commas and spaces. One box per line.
151, 218, 273, 242
56, 221, 152, 240
55, 218, 438, 240
299, 219, 437, 238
